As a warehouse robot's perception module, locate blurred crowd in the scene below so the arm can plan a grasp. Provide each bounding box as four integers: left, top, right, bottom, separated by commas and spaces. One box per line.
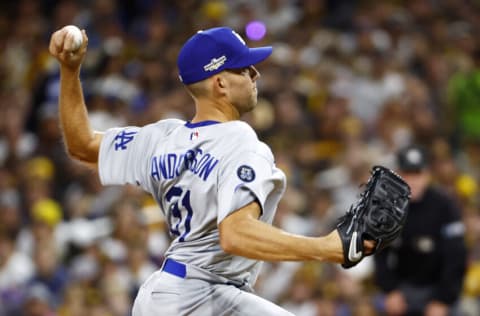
0, 0, 480, 315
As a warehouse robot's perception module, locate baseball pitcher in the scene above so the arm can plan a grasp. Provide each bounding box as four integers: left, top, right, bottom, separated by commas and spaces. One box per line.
49, 25, 410, 316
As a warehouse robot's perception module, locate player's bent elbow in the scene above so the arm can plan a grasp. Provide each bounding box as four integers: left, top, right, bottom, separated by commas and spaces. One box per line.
67, 147, 92, 163
65, 146, 98, 167
219, 224, 244, 255
219, 203, 260, 255
65, 135, 101, 165
64, 132, 102, 164
219, 229, 236, 254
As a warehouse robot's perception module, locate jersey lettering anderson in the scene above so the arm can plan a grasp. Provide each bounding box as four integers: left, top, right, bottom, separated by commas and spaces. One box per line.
98, 119, 286, 288
150, 148, 219, 182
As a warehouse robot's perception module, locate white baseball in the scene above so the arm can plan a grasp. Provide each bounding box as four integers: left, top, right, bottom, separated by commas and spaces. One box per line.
63, 25, 83, 52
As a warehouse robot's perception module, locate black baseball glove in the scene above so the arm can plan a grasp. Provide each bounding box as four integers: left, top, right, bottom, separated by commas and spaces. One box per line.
336, 165, 411, 268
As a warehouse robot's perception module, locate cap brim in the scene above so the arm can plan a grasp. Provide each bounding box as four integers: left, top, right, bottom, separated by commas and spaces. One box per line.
398, 159, 426, 172
230, 46, 273, 68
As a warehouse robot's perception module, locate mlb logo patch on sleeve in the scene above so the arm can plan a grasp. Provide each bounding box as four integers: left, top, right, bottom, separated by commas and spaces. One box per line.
237, 165, 255, 182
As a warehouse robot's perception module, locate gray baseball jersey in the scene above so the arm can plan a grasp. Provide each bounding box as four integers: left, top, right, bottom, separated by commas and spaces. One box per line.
98, 119, 286, 288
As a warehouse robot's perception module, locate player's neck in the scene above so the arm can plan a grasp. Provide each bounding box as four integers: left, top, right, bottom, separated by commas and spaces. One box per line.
192, 99, 241, 123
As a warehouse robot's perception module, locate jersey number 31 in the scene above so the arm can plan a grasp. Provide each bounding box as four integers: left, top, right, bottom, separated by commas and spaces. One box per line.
166, 186, 193, 242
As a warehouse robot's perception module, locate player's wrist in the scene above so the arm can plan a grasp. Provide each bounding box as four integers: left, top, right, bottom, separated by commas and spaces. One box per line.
315, 232, 344, 263
60, 64, 81, 75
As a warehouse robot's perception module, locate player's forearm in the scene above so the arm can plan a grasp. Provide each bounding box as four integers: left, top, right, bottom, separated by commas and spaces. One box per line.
220, 206, 343, 263
59, 66, 100, 164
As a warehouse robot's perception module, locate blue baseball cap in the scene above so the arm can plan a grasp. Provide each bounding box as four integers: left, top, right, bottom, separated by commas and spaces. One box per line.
177, 27, 272, 84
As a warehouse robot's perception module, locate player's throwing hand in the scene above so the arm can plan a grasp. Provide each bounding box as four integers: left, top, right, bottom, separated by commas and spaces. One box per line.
49, 26, 88, 70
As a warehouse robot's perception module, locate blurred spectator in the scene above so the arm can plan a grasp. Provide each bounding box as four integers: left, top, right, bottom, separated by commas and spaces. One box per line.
255, 261, 302, 303
22, 283, 56, 316
0, 172, 23, 238
17, 198, 64, 258
0, 103, 37, 170
29, 240, 69, 307
57, 282, 88, 316
98, 259, 132, 316
99, 199, 146, 263
125, 242, 157, 293
374, 144, 467, 316
0, 229, 35, 315
281, 264, 319, 316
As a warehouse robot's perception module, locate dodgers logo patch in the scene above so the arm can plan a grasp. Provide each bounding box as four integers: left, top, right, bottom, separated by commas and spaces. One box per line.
237, 165, 255, 182
114, 130, 137, 151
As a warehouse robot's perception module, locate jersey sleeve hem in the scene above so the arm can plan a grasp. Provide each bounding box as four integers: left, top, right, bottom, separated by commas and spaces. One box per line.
98, 127, 121, 185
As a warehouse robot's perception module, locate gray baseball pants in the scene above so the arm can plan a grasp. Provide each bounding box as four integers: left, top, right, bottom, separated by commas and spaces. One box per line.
132, 259, 294, 316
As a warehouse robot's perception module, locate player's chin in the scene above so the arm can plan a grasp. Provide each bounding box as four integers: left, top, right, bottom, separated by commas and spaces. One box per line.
251, 93, 258, 105
240, 96, 256, 112
247, 98, 257, 112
